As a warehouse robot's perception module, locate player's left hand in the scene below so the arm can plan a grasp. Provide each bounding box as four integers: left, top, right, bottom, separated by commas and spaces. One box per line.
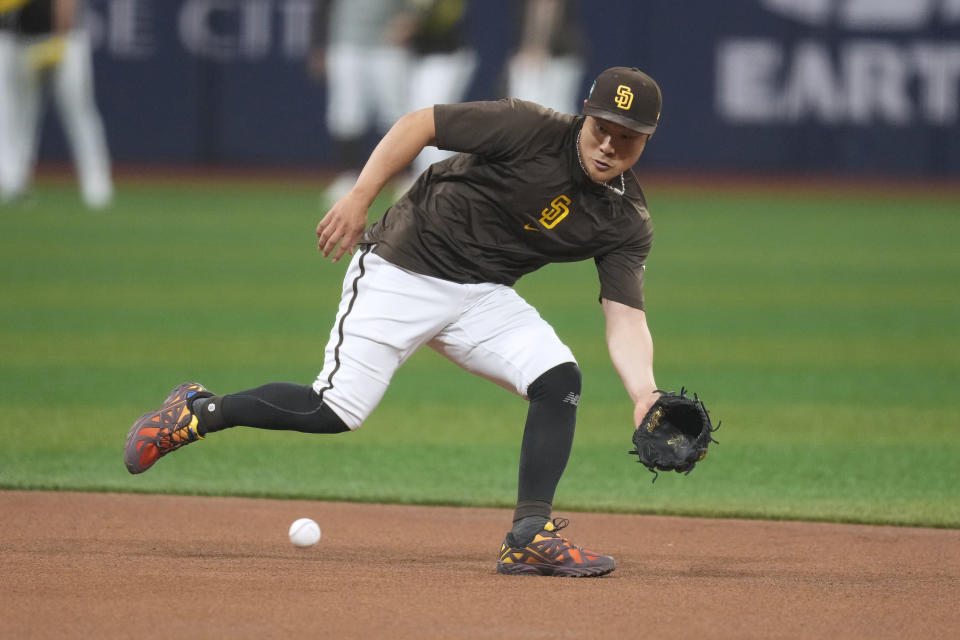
316, 192, 368, 263
629, 388, 719, 481
633, 391, 660, 429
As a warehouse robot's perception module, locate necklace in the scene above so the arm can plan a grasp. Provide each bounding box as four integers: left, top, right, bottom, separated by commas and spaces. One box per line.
576, 128, 625, 196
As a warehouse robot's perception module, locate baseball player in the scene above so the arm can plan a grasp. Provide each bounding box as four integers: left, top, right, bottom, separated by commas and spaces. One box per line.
125, 67, 663, 578
310, 0, 411, 205
402, 0, 477, 179
506, 0, 586, 115
0, 0, 28, 199
0, 0, 112, 208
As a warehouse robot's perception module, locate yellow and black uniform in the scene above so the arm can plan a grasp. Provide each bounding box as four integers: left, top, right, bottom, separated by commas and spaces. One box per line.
0, 0, 30, 13
0, 0, 30, 28
0, 0, 112, 207
408, 0, 468, 55
11, 0, 52, 34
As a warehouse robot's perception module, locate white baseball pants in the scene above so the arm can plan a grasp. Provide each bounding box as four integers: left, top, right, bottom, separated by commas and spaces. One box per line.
0, 29, 112, 208
406, 49, 477, 177
508, 54, 585, 116
313, 247, 576, 429
0, 30, 21, 200
325, 43, 410, 139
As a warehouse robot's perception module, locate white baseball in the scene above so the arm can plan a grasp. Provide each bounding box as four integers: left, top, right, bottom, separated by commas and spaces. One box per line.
288, 518, 321, 547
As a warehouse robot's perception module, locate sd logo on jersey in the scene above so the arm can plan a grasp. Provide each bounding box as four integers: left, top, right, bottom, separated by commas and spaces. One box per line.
540, 195, 571, 228
525, 195, 572, 231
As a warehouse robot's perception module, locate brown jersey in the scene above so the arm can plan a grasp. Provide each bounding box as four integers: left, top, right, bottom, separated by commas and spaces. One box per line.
363, 99, 654, 310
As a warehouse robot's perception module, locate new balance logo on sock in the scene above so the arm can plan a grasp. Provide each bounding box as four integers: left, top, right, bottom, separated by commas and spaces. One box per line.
563, 392, 580, 406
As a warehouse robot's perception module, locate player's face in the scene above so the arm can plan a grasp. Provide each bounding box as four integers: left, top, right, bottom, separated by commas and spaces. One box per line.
579, 116, 649, 183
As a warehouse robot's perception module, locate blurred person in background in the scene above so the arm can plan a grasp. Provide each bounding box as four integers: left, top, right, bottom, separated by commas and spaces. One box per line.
0, 1, 21, 200
505, 0, 586, 115
397, 0, 476, 183
310, 0, 411, 206
0, 0, 112, 209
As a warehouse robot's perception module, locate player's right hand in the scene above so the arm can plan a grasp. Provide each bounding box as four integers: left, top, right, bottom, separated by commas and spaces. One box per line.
316, 194, 368, 263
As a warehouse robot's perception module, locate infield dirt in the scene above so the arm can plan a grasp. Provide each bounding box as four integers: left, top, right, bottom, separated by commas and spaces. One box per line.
1, 490, 958, 639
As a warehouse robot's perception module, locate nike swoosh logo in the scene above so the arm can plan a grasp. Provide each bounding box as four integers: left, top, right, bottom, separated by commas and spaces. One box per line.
524, 224, 539, 231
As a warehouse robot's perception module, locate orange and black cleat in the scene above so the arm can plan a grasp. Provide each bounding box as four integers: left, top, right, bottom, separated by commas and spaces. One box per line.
496, 518, 615, 577
124, 382, 212, 474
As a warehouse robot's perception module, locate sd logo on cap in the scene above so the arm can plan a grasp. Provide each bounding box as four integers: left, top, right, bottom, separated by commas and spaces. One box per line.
584, 67, 662, 135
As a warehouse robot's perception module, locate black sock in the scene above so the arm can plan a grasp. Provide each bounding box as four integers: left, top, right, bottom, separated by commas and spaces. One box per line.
192, 383, 349, 435
510, 362, 581, 542
192, 396, 218, 433
507, 515, 550, 547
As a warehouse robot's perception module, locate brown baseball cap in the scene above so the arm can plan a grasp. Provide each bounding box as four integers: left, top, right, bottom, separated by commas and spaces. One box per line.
583, 67, 662, 134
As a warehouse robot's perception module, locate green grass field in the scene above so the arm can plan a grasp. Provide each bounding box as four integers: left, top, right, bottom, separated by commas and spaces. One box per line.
1, 176, 958, 528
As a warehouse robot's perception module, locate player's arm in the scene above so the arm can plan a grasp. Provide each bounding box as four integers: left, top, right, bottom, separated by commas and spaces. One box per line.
54, 0, 76, 33
515, 0, 560, 62
316, 107, 437, 262
601, 298, 660, 428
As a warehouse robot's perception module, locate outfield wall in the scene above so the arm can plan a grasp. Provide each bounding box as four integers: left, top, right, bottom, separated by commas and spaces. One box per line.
36, 0, 960, 177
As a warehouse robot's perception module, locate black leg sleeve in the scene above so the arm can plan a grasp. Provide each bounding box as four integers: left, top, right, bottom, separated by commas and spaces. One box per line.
196, 383, 349, 435
514, 362, 581, 522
